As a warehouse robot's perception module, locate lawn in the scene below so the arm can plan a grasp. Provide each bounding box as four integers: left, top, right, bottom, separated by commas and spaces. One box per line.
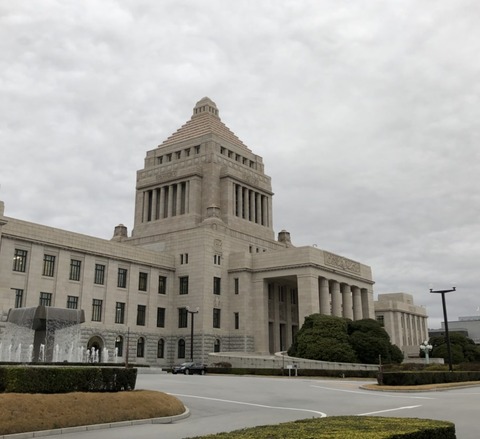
0, 390, 185, 435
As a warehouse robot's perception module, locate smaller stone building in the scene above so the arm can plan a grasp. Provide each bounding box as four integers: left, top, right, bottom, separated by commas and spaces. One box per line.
374, 293, 429, 357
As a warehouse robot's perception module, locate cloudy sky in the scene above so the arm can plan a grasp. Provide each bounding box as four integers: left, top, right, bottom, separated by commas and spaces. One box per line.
1, 1, 479, 329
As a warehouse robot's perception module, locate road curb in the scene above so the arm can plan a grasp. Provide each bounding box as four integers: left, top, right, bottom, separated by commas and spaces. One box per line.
0, 408, 190, 439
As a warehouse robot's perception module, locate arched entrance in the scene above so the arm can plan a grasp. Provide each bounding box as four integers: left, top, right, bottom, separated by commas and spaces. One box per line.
87, 336, 104, 363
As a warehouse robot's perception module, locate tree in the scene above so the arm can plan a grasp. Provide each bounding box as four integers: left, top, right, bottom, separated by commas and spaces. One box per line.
288, 314, 357, 362
430, 333, 480, 364
347, 319, 403, 364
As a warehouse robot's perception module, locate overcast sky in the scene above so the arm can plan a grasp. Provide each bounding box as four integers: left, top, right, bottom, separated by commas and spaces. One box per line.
1, 1, 479, 329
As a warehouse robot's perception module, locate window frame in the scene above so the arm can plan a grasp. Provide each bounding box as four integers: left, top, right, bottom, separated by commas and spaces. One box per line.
137, 304, 146, 326
42, 254, 56, 277
157, 307, 166, 328
179, 276, 189, 295
117, 268, 128, 288
92, 299, 103, 322
115, 302, 125, 324
139, 272, 148, 292
69, 259, 82, 281
94, 264, 106, 285
13, 249, 28, 272
213, 308, 221, 329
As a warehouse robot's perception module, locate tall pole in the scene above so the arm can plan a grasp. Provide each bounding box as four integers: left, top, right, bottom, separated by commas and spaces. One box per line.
430, 287, 455, 372
186, 307, 199, 361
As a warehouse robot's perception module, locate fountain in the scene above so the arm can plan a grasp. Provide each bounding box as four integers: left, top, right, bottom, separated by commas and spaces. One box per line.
0, 306, 85, 363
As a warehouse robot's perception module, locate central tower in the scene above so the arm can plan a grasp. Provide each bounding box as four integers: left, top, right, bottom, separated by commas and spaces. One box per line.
132, 97, 275, 243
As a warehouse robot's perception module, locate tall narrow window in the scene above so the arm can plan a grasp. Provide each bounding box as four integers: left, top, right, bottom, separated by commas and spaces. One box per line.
139, 272, 148, 292
157, 307, 166, 328
158, 276, 167, 294
178, 339, 186, 359
13, 249, 28, 272
39, 292, 52, 307
94, 264, 105, 285
92, 299, 103, 321
214, 339, 220, 352
115, 336, 124, 357
234, 278, 239, 295
213, 308, 221, 329
69, 259, 81, 281
43, 254, 56, 277
13, 289, 24, 308
234, 312, 239, 330
118, 268, 128, 288
115, 302, 125, 324
67, 296, 78, 309
179, 276, 189, 295
178, 307, 188, 328
137, 337, 145, 357
213, 277, 221, 295
137, 305, 146, 326
157, 339, 165, 358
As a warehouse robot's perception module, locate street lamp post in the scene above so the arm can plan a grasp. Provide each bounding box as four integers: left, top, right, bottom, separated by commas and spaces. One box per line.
186, 306, 199, 361
420, 340, 433, 365
430, 286, 456, 372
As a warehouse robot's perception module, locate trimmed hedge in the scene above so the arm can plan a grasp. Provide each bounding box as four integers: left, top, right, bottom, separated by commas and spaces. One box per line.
0, 366, 137, 393
186, 416, 455, 438
379, 370, 480, 386
207, 367, 377, 378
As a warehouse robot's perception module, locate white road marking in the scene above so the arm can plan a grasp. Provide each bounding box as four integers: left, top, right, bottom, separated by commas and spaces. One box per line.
357, 405, 422, 416
311, 385, 434, 400
170, 393, 327, 417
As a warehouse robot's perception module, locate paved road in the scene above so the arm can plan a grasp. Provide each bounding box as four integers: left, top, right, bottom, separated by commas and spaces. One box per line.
45, 374, 480, 439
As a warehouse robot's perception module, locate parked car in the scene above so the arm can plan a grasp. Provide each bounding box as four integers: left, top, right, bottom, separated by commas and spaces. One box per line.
172, 362, 207, 375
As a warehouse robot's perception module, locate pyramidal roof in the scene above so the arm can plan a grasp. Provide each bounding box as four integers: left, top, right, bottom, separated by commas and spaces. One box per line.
159, 97, 251, 151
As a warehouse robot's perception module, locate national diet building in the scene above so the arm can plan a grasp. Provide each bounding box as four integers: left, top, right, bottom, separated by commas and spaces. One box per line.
0, 97, 375, 366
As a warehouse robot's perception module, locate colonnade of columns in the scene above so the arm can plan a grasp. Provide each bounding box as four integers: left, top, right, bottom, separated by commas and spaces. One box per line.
142, 181, 190, 222
400, 312, 428, 347
297, 275, 374, 324
233, 183, 272, 227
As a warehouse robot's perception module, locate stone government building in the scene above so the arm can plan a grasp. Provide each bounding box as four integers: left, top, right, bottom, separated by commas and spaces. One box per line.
0, 97, 376, 367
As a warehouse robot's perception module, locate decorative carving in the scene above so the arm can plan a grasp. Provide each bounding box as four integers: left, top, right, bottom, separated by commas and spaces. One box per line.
242, 172, 259, 186
156, 170, 178, 182
214, 239, 222, 249
324, 251, 361, 274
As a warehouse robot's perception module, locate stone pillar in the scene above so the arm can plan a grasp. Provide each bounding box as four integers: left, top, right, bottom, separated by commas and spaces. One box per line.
159, 186, 166, 219
251, 277, 270, 354
142, 191, 149, 223
267, 196, 273, 227
361, 288, 374, 319
176, 183, 182, 216
185, 180, 190, 213
256, 193, 261, 224
319, 278, 331, 315
352, 286, 362, 321
243, 187, 249, 220
262, 196, 268, 226
297, 273, 320, 325
151, 188, 158, 220
330, 281, 342, 317
249, 190, 255, 222
342, 284, 353, 319
237, 185, 243, 218
167, 185, 174, 217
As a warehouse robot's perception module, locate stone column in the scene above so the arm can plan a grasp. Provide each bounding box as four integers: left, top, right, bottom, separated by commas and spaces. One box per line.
249, 190, 255, 222
237, 185, 243, 217
330, 281, 342, 317
151, 188, 158, 221
319, 278, 330, 315
167, 185, 174, 217
352, 286, 362, 321
262, 196, 268, 226
159, 186, 166, 219
142, 191, 149, 223
361, 288, 374, 319
243, 187, 249, 220
251, 277, 270, 354
297, 273, 320, 325
267, 196, 273, 227
176, 183, 182, 216
342, 284, 353, 319
256, 193, 261, 224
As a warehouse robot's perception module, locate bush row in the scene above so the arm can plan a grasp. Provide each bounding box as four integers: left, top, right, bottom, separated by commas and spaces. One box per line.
379, 370, 480, 386
187, 416, 455, 438
207, 367, 377, 378
0, 366, 137, 393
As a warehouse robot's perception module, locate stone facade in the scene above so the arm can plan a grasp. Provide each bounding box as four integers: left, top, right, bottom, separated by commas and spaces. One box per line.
374, 293, 429, 357
0, 97, 375, 367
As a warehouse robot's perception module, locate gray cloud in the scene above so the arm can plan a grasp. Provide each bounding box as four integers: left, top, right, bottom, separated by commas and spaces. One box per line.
1, 0, 479, 329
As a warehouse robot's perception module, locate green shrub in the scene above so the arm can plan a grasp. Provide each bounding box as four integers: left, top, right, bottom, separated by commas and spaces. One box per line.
186, 416, 455, 438
380, 371, 480, 386
0, 366, 137, 393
